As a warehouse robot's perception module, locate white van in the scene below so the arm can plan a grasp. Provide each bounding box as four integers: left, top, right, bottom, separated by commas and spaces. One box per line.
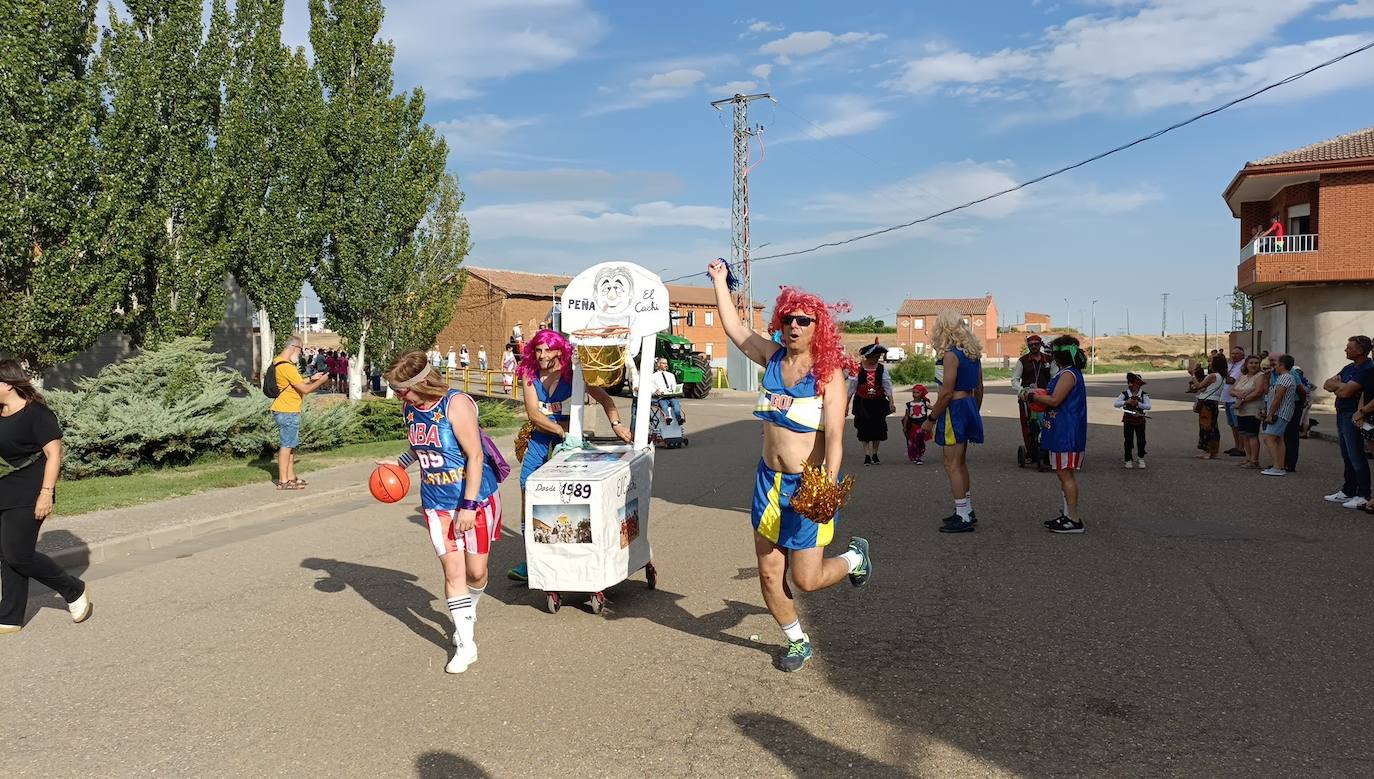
883, 346, 906, 362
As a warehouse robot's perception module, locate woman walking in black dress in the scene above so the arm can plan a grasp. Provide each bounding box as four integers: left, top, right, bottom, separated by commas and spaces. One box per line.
849, 343, 895, 465
0, 360, 90, 633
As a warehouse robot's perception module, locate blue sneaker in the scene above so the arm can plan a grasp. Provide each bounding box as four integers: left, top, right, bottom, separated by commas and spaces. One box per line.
846, 537, 871, 587
507, 562, 528, 581
778, 638, 812, 672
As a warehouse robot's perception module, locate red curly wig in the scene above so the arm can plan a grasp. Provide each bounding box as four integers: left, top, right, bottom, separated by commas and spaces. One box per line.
769, 286, 857, 382
516, 328, 573, 383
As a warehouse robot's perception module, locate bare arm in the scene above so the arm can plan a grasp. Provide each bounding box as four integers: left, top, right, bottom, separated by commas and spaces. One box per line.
707, 259, 776, 366
822, 370, 847, 479
1267, 386, 1288, 421
34, 438, 62, 520
974, 365, 984, 409
1036, 370, 1076, 408
448, 396, 484, 532
922, 351, 959, 430
291, 373, 329, 395
587, 386, 632, 443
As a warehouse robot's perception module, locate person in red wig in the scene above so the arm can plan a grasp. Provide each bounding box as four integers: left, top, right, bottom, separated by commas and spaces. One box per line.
707, 259, 872, 673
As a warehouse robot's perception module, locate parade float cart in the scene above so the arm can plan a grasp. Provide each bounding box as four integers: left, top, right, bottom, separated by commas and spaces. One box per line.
524, 262, 667, 613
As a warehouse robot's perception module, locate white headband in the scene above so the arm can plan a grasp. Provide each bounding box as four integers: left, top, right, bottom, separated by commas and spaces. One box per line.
393, 362, 434, 389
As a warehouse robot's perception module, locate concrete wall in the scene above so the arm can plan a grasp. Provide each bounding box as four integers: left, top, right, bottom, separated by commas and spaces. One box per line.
1252, 283, 1374, 402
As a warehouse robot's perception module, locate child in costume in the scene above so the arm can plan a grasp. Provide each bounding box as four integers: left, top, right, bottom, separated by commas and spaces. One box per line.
707, 259, 872, 674
381, 351, 503, 673
1027, 335, 1089, 534
902, 385, 931, 464
1114, 372, 1151, 469
922, 311, 985, 533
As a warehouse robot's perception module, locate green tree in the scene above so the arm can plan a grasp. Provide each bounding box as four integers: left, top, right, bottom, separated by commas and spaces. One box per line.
371, 172, 470, 370
308, 0, 447, 400
217, 0, 325, 363
95, 0, 232, 346
0, 0, 124, 377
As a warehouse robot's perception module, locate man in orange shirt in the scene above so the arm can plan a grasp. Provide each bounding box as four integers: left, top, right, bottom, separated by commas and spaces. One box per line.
270, 336, 328, 489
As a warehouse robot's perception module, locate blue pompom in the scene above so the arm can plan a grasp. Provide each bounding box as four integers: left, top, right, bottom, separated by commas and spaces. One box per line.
724, 261, 741, 292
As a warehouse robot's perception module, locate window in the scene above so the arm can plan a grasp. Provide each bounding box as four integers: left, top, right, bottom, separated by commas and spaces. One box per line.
686, 311, 696, 327
1288, 203, 1311, 235
961, 318, 970, 327
913, 318, 925, 330
705, 342, 713, 356
705, 311, 714, 327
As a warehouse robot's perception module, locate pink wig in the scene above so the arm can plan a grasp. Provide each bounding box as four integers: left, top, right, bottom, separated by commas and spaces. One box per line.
769, 286, 857, 382
517, 328, 573, 382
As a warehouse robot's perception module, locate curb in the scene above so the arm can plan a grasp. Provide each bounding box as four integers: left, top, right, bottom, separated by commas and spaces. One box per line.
46, 483, 362, 569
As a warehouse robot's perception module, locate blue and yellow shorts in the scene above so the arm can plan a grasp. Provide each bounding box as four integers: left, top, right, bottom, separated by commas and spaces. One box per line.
935, 396, 984, 447
751, 460, 838, 550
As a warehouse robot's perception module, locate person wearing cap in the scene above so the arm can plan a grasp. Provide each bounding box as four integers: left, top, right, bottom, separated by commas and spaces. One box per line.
848, 342, 895, 465
1113, 373, 1152, 469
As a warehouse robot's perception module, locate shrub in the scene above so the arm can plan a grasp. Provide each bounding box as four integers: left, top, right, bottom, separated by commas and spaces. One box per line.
1127, 345, 1144, 354
888, 354, 936, 385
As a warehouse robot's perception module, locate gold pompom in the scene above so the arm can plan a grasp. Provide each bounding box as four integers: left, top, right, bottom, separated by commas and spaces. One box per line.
514, 422, 535, 463
789, 463, 854, 524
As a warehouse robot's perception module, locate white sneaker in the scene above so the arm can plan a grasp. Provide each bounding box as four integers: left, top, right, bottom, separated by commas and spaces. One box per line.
1136, 458, 1146, 469
0, 624, 20, 635
1124, 460, 1134, 469
1261, 468, 1287, 477
1325, 491, 1352, 503
67, 588, 92, 623
445, 641, 478, 674
1342, 496, 1369, 510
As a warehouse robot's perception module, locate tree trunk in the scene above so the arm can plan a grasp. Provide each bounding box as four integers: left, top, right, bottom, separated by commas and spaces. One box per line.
257, 307, 275, 371
349, 323, 368, 401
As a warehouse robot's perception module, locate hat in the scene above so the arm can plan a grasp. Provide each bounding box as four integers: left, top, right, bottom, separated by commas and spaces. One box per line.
1026, 333, 1044, 344
1126, 372, 1146, 385
912, 384, 928, 395
859, 343, 888, 358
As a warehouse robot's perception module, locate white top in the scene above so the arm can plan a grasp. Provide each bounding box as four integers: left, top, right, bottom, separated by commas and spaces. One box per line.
651, 370, 680, 396
446, 351, 457, 368
1196, 372, 1224, 401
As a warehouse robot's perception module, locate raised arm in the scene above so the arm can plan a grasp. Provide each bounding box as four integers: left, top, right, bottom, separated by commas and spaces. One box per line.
707, 259, 776, 366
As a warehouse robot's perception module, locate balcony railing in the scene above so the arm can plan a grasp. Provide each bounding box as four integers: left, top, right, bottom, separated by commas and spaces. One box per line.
1239, 233, 1318, 261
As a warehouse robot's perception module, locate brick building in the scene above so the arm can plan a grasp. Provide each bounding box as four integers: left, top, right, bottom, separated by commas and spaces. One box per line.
1225, 126, 1374, 395
1007, 311, 1052, 333
433, 267, 764, 369
895, 296, 1005, 357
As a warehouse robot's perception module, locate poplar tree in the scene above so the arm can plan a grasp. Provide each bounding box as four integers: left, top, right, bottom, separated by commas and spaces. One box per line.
95, 0, 232, 346
217, 0, 325, 362
308, 0, 447, 399
0, 0, 123, 376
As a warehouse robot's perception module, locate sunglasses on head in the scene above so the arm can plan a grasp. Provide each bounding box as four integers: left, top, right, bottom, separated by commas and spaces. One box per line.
781, 314, 815, 327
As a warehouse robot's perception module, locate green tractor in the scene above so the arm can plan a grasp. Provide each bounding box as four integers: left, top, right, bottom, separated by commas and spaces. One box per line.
616, 332, 713, 398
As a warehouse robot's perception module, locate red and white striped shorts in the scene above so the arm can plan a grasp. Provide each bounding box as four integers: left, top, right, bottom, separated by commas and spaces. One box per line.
423, 494, 502, 557
1051, 451, 1085, 471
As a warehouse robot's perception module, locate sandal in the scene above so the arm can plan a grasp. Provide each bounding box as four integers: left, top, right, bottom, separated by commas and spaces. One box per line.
290, 478, 309, 487
276, 481, 304, 490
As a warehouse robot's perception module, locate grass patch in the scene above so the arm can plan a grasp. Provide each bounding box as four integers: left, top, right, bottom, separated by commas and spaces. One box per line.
57, 428, 516, 517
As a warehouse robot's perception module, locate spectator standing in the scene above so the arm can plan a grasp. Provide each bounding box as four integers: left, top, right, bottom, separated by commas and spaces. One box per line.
313, 348, 327, 379
478, 346, 488, 371
1113, 372, 1151, 469
269, 337, 329, 489
445, 347, 457, 375
501, 345, 517, 394
0, 360, 92, 633
325, 350, 339, 393
1284, 362, 1311, 471
460, 344, 471, 370
336, 352, 349, 397
1231, 355, 1266, 469
1222, 346, 1246, 457
1188, 353, 1226, 459
1323, 336, 1374, 507
1259, 215, 1286, 250
1260, 355, 1298, 477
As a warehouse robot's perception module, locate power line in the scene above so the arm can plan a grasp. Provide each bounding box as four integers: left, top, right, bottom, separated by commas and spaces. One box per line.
663, 37, 1374, 286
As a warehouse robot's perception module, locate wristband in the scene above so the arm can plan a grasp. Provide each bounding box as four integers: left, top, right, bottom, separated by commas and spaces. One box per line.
459, 498, 482, 511
396, 452, 415, 468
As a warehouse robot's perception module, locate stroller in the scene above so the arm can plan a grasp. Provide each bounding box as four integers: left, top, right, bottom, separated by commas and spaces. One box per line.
649, 392, 688, 449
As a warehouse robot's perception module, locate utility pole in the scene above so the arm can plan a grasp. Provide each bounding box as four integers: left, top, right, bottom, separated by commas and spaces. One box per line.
711, 92, 773, 392
1126, 307, 1130, 336
1160, 293, 1169, 338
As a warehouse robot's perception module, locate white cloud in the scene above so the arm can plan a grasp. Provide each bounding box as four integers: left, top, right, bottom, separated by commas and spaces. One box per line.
759, 30, 886, 64
586, 64, 715, 115
773, 95, 894, 143
709, 80, 759, 96
467, 200, 729, 242
890, 48, 1037, 93
747, 20, 784, 34
467, 168, 684, 198
804, 161, 1029, 226
752, 63, 774, 80
633, 68, 706, 89
433, 114, 540, 157
1324, 0, 1374, 19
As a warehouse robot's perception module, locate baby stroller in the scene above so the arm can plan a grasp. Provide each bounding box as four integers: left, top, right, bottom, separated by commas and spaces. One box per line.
649, 393, 688, 449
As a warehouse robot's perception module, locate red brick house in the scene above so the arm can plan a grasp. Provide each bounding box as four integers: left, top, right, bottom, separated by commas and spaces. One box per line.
1225, 126, 1374, 393
895, 296, 1003, 356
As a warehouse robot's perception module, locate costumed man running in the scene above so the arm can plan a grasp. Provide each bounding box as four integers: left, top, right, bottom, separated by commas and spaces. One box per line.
707, 259, 872, 673
1011, 334, 1053, 467
380, 352, 503, 673
508, 329, 631, 581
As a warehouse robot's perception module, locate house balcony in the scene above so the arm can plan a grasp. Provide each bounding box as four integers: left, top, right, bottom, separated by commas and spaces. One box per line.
1237, 233, 1319, 294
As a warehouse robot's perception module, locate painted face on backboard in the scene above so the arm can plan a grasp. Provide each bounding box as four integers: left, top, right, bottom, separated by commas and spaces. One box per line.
594, 267, 634, 317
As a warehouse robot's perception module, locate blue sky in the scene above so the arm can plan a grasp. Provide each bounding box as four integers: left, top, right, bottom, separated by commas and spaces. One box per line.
266, 0, 1374, 334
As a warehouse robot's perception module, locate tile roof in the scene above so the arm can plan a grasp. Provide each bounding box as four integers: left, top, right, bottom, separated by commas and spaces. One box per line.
897, 296, 994, 316
1248, 126, 1374, 166
466, 266, 763, 308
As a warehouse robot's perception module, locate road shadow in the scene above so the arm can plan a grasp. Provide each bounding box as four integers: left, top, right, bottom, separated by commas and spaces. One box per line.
414, 751, 489, 778
300, 557, 449, 650
27, 528, 92, 616
733, 712, 912, 778
604, 587, 773, 657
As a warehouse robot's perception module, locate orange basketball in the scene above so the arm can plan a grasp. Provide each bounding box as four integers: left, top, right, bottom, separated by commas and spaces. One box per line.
369, 463, 410, 503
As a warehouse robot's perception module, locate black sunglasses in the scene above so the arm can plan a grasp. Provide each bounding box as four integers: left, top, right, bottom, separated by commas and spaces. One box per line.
781, 315, 815, 327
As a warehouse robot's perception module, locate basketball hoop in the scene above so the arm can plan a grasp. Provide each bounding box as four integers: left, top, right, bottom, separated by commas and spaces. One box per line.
571, 326, 630, 387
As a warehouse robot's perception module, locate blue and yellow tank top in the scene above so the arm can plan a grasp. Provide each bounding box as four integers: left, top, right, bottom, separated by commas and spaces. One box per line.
935, 347, 981, 392
1040, 367, 1087, 453
754, 349, 824, 433
406, 390, 500, 509
530, 375, 572, 421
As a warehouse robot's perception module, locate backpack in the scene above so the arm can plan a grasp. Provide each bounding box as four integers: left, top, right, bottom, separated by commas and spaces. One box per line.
451, 392, 511, 484
262, 360, 287, 399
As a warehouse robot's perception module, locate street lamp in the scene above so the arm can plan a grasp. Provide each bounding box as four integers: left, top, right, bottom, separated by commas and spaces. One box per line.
1090, 299, 1098, 374
1214, 294, 1229, 353
1063, 298, 1070, 332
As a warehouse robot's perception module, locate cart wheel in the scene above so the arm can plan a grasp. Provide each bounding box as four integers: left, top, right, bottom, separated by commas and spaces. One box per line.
589, 592, 606, 614
645, 562, 657, 590
682, 438, 689, 447
545, 592, 561, 613
1017, 445, 1026, 467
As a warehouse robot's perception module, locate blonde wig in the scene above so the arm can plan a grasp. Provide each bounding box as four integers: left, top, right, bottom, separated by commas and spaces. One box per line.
929, 310, 984, 360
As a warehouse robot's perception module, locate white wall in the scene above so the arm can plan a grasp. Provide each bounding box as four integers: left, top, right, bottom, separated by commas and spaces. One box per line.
1254, 283, 1374, 404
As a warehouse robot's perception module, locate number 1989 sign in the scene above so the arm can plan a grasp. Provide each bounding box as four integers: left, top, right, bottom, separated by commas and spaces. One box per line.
560, 483, 592, 502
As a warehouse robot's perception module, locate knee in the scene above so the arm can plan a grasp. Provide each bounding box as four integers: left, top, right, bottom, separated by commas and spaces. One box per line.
791, 569, 824, 593
757, 562, 786, 591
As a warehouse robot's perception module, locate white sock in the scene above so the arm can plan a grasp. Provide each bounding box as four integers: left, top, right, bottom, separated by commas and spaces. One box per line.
1061, 493, 1076, 521
840, 550, 863, 573
1061, 493, 1069, 517
780, 619, 806, 643
469, 585, 485, 618
954, 497, 972, 520
446, 595, 475, 647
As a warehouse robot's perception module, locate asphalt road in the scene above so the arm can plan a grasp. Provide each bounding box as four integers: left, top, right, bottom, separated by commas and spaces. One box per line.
3, 375, 1371, 778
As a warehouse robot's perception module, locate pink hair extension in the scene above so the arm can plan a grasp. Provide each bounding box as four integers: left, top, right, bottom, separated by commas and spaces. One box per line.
517, 328, 573, 382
